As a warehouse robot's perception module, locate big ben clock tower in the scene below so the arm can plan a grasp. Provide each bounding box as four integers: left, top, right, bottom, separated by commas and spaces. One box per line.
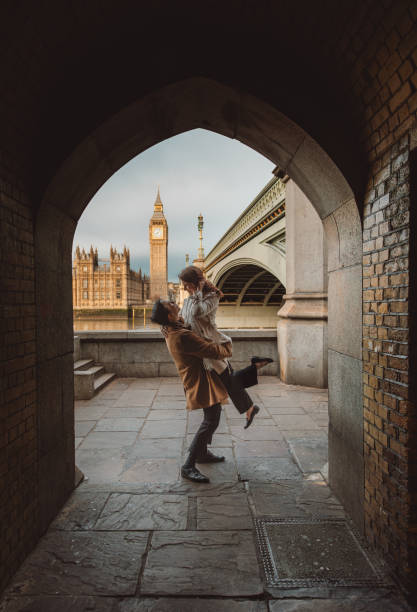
149, 187, 168, 298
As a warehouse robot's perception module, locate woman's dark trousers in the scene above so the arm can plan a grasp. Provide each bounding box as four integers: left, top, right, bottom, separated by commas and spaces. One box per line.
219, 363, 258, 415
187, 403, 222, 463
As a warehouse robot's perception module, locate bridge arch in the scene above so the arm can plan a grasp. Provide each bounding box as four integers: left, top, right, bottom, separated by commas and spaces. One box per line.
212, 257, 285, 288
215, 263, 285, 307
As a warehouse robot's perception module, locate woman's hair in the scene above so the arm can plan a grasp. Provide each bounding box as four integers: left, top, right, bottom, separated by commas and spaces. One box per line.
179, 265, 223, 298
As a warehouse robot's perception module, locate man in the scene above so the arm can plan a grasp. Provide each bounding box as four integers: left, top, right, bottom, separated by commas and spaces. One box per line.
151, 298, 232, 483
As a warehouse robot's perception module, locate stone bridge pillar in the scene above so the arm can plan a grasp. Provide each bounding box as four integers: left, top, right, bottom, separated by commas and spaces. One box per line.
277, 180, 328, 388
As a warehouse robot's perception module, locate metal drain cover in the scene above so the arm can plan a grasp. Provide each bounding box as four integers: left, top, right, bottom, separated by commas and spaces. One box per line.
256, 518, 386, 588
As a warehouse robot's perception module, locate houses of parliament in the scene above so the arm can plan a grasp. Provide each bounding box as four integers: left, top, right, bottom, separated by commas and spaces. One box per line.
72, 189, 173, 311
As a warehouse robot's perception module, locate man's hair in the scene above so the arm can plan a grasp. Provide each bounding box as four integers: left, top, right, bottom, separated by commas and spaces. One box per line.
151, 299, 170, 326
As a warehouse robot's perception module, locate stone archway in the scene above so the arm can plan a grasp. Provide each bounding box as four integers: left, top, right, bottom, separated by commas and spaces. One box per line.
35, 77, 363, 536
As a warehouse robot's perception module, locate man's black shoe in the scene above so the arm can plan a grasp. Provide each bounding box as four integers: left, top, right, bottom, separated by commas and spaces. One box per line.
181, 466, 210, 483
244, 405, 260, 429
196, 450, 225, 463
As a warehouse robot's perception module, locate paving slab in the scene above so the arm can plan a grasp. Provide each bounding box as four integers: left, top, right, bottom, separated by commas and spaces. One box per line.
127, 379, 161, 389
197, 492, 252, 530
269, 593, 410, 611
75, 420, 96, 436
76, 449, 125, 483
157, 385, 185, 396
78, 481, 245, 497
125, 438, 183, 460
151, 399, 187, 410
75, 398, 115, 408
6, 531, 148, 596
75, 437, 83, 449
98, 385, 133, 401
75, 405, 109, 421
141, 531, 263, 596
95, 493, 187, 530
256, 386, 287, 396
282, 430, 327, 441
114, 389, 157, 407
228, 417, 275, 428
249, 481, 344, 518
140, 420, 186, 438
194, 448, 238, 483
288, 436, 328, 473
289, 392, 329, 403
311, 415, 329, 428
302, 400, 328, 410
272, 414, 320, 430
79, 431, 138, 449
120, 458, 180, 484
237, 457, 301, 482
234, 440, 290, 458
267, 404, 307, 414
0, 596, 117, 612
94, 418, 145, 432
104, 406, 151, 418
210, 433, 234, 447
231, 425, 284, 441
50, 491, 109, 530
119, 599, 268, 611
147, 409, 187, 420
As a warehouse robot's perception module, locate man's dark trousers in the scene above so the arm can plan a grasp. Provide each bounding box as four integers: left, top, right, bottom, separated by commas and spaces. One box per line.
188, 403, 222, 461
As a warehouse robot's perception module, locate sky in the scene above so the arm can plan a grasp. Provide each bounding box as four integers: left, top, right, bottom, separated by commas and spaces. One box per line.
73, 128, 275, 281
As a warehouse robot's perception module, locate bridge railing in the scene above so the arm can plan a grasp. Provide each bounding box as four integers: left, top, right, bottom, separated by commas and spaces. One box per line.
205, 177, 285, 268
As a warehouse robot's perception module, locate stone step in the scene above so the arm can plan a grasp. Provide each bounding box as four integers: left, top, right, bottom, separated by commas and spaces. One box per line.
74, 358, 94, 371
82, 365, 105, 378
94, 372, 116, 393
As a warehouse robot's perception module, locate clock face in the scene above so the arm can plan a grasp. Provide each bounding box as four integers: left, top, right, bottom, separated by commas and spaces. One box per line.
152, 226, 163, 239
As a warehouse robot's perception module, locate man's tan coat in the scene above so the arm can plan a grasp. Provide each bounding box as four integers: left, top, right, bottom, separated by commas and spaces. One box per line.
164, 327, 232, 410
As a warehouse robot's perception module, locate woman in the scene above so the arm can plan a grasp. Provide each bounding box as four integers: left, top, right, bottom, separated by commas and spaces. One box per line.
179, 265, 272, 428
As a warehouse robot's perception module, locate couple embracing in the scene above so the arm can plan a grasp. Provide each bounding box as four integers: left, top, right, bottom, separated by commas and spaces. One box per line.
151, 265, 272, 483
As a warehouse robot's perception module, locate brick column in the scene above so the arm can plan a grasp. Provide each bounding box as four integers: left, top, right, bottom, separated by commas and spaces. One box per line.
362, 134, 413, 585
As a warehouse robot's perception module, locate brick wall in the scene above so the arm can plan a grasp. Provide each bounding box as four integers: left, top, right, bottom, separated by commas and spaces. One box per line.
362, 136, 411, 582
0, 178, 38, 592
356, 3, 417, 590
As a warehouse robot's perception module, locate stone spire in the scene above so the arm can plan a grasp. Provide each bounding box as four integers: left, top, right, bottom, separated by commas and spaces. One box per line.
154, 186, 163, 212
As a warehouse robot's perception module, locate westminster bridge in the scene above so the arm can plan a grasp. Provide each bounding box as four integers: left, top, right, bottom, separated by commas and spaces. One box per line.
204, 173, 328, 390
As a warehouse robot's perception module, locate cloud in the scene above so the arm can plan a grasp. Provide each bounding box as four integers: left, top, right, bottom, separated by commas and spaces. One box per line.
73, 128, 275, 281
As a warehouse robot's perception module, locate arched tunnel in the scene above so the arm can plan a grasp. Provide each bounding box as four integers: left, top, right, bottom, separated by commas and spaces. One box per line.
215, 264, 285, 328
219, 264, 285, 307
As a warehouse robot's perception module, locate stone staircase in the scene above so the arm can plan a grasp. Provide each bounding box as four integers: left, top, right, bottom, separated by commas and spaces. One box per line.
74, 358, 116, 400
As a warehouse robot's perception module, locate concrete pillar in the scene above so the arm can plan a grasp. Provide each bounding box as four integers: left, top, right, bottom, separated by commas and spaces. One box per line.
277, 180, 328, 388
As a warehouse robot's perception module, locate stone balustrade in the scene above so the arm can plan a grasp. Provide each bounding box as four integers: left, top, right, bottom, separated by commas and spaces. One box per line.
75, 330, 278, 378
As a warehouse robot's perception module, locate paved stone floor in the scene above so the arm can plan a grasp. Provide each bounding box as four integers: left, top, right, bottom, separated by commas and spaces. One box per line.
1, 377, 412, 611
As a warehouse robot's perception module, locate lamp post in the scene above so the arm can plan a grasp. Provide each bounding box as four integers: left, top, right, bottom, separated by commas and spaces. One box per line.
197, 213, 204, 260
